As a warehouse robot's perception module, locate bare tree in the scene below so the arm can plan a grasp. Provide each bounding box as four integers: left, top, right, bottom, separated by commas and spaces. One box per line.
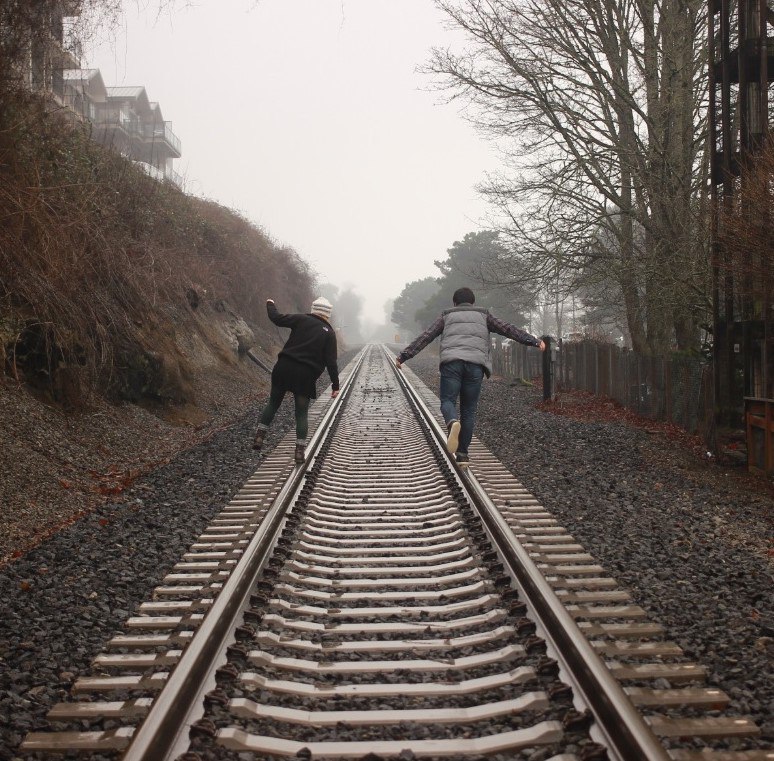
0, 1, 126, 96
428, 0, 709, 353
716, 136, 774, 315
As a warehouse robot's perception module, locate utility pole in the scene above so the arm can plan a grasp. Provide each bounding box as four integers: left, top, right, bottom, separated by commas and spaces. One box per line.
708, 0, 773, 429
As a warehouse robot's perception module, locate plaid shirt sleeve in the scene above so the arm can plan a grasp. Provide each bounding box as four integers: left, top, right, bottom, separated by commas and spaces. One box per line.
398, 316, 444, 363
487, 313, 541, 347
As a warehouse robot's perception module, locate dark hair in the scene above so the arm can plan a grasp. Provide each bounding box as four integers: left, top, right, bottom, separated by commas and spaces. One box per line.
452, 287, 475, 306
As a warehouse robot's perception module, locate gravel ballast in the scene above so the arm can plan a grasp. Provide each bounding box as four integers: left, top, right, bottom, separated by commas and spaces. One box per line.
1, 348, 773, 758
407, 352, 774, 746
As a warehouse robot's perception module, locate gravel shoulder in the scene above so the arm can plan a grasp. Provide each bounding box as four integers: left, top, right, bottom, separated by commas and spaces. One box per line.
0, 356, 265, 566
406, 352, 774, 744
0, 347, 772, 757
0, 352, 350, 758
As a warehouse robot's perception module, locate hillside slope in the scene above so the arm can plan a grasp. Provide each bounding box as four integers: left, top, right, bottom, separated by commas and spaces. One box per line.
0, 96, 319, 564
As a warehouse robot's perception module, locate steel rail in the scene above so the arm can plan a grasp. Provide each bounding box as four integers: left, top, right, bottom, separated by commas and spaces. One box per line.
121, 348, 368, 761
386, 345, 671, 761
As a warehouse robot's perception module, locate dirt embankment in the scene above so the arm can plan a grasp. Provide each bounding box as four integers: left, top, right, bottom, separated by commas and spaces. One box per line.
0, 297, 292, 566
0, 94, 319, 564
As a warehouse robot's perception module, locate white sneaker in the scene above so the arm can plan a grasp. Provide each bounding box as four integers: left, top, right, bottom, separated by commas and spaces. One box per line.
446, 420, 461, 454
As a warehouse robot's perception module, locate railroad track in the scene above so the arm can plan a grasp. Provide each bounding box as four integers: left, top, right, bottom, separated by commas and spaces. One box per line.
22, 345, 772, 760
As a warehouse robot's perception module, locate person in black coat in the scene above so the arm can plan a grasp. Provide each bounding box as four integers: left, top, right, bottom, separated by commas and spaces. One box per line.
253, 297, 339, 463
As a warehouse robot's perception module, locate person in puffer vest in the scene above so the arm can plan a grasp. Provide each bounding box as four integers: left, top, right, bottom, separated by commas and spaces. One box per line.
395, 287, 545, 466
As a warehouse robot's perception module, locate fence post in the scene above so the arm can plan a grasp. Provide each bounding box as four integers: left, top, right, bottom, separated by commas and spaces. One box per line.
511, 340, 516, 381
609, 345, 614, 397
542, 336, 553, 401
594, 342, 599, 395
623, 350, 629, 407
574, 344, 579, 390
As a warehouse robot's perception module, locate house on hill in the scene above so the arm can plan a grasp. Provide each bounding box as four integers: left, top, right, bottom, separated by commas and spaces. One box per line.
17, 2, 81, 98
15, 4, 183, 188
60, 71, 182, 186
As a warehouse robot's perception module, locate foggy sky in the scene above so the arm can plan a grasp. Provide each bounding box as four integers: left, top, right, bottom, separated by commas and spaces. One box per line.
88, 0, 497, 324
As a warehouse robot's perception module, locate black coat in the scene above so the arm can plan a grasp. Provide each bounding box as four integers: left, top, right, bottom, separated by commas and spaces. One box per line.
268, 302, 339, 391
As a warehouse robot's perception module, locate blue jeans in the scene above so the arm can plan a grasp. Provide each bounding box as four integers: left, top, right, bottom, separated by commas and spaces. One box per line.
439, 360, 484, 454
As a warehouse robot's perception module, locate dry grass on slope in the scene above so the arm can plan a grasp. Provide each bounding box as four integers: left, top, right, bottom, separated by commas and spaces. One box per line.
0, 95, 315, 410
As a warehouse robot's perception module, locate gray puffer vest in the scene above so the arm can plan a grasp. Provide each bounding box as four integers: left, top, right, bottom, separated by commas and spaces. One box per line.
439, 306, 492, 377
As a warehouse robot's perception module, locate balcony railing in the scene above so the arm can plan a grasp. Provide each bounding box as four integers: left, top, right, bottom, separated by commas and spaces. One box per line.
133, 161, 164, 181
132, 161, 184, 187
92, 113, 181, 156
94, 114, 141, 137
165, 167, 184, 187
143, 121, 181, 155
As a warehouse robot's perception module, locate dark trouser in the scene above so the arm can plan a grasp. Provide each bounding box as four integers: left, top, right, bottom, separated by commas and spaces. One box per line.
439, 360, 484, 454
258, 386, 311, 443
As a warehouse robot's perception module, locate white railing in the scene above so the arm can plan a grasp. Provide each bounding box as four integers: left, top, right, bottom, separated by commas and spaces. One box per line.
165, 167, 184, 187
133, 161, 164, 181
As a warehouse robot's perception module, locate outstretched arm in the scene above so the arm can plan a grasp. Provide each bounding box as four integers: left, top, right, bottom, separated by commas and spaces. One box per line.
326, 332, 340, 397
395, 316, 444, 368
487, 313, 545, 350
266, 299, 298, 328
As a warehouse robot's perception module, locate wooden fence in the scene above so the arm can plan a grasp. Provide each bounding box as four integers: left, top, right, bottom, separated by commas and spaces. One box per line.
490, 338, 713, 437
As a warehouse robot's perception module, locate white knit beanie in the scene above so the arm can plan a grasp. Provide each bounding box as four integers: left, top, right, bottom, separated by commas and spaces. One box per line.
310, 297, 333, 320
